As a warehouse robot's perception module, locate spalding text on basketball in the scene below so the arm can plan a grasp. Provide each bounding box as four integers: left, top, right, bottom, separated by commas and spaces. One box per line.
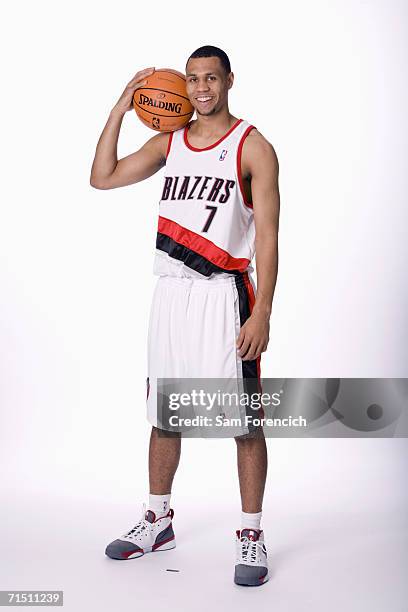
139, 94, 182, 114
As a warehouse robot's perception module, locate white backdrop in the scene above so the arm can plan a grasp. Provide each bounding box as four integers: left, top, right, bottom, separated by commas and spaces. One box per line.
1, 1, 407, 610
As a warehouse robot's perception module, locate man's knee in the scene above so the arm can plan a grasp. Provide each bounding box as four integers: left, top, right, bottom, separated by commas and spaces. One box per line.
152, 426, 181, 439
234, 426, 264, 442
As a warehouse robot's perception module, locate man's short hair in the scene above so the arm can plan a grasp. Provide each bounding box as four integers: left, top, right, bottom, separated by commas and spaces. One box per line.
186, 45, 231, 75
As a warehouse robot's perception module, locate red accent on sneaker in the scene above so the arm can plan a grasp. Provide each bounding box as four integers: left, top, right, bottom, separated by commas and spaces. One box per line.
145, 510, 156, 523
241, 528, 263, 541
122, 547, 143, 559
146, 508, 174, 523
152, 535, 175, 551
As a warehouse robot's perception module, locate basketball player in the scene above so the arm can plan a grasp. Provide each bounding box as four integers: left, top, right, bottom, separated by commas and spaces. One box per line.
90, 46, 280, 587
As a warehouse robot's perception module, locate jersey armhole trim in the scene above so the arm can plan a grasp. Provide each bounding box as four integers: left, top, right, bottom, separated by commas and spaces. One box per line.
237, 125, 256, 209
165, 131, 174, 160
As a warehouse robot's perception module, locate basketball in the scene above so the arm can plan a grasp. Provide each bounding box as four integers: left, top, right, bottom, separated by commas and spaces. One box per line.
133, 69, 194, 132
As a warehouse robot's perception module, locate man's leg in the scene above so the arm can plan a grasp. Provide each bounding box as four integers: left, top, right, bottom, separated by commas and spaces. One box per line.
104, 426, 180, 560
149, 426, 181, 495
235, 427, 267, 512
234, 428, 269, 586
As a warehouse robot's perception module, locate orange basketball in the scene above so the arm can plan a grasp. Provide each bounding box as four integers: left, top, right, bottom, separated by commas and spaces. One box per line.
133, 68, 194, 132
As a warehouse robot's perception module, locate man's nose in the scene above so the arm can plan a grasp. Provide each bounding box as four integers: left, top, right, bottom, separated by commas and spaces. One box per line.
196, 79, 210, 91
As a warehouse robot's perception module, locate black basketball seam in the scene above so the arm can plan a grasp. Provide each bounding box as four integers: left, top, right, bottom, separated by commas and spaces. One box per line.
133, 104, 194, 119
154, 70, 186, 82
134, 87, 191, 103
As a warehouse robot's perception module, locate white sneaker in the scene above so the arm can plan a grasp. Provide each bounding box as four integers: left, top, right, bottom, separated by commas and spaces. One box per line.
234, 528, 269, 586
105, 503, 176, 560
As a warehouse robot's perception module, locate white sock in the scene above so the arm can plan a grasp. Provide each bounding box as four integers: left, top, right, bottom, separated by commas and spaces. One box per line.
149, 493, 171, 516
241, 510, 262, 531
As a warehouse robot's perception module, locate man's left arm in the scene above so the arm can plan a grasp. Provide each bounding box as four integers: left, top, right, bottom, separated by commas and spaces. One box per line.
236, 131, 280, 361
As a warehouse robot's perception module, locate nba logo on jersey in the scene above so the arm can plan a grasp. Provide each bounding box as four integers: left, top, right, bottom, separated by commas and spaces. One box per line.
219, 149, 228, 161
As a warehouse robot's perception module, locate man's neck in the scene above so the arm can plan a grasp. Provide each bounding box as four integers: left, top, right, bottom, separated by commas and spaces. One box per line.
190, 109, 239, 138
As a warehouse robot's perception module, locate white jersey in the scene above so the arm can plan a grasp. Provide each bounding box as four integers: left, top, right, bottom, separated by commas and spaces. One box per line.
153, 118, 256, 279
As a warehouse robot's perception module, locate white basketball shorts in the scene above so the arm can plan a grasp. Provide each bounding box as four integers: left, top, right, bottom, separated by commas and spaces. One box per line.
146, 272, 263, 432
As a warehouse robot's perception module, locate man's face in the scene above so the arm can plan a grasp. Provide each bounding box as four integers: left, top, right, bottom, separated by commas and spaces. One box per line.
185, 56, 233, 116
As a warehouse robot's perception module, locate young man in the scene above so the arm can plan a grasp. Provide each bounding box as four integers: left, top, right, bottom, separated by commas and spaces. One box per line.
90, 46, 280, 587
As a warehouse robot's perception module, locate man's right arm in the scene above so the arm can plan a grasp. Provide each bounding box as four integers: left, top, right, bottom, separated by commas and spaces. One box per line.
90, 67, 170, 190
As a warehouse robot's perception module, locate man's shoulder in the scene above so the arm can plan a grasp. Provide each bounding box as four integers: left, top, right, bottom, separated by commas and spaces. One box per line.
241, 124, 278, 174
243, 124, 273, 151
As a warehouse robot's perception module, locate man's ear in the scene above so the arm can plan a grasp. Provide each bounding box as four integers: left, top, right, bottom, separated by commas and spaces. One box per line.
227, 72, 234, 89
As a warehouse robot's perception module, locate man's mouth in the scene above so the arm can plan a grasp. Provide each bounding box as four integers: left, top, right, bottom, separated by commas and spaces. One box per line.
195, 96, 214, 105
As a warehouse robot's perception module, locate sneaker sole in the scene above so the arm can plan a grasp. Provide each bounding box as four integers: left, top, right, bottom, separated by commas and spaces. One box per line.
234, 572, 269, 587
106, 539, 176, 560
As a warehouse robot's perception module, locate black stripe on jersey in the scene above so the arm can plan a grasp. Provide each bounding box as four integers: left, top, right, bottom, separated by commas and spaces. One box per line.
156, 232, 243, 277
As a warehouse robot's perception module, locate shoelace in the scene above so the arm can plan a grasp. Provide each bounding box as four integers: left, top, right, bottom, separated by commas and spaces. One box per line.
122, 503, 150, 539
239, 536, 265, 563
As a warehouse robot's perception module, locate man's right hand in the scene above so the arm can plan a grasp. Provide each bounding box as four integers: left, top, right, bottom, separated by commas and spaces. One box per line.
90, 65, 170, 190
112, 67, 155, 116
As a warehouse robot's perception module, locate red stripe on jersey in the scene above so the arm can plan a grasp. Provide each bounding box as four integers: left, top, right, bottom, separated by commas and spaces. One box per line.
183, 118, 244, 152
158, 216, 250, 272
237, 125, 256, 208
